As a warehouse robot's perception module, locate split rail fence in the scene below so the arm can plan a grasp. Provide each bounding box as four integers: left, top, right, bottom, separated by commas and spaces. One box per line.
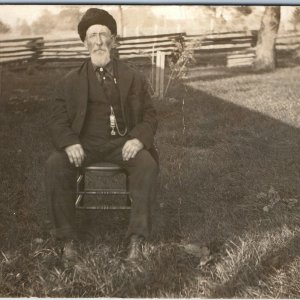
1, 30, 300, 98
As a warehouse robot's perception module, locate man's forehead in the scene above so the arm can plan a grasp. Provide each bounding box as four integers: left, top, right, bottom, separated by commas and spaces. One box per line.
86, 24, 111, 34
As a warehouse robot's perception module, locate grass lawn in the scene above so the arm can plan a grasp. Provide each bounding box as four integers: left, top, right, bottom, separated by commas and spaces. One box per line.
1, 62, 300, 297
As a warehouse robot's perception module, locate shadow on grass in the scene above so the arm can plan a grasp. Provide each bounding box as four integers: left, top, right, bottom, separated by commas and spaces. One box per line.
210, 230, 300, 297
159, 82, 299, 220
153, 75, 300, 295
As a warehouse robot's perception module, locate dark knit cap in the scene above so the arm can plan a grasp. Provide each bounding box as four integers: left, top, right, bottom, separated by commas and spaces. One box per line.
78, 8, 117, 41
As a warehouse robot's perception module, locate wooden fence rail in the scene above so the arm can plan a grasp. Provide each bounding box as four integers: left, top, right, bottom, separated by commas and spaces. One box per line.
0, 31, 247, 64
1, 30, 300, 98
1, 30, 300, 66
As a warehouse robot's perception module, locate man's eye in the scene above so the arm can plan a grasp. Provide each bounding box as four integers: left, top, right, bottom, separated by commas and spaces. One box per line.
88, 32, 111, 40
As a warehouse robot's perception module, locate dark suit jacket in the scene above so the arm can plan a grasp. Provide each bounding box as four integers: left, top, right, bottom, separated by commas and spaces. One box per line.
49, 58, 158, 161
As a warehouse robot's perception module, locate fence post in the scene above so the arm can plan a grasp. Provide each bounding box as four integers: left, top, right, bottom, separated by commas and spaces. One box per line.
159, 52, 165, 100
151, 45, 155, 90
155, 50, 161, 97
155, 51, 165, 99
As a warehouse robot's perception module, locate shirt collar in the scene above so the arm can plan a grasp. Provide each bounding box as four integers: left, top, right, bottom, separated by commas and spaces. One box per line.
91, 59, 114, 77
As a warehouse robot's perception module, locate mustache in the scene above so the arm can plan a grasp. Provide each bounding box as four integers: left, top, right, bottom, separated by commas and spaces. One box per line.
93, 49, 108, 52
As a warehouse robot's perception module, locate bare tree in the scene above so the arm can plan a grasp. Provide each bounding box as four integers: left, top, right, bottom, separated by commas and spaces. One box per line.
32, 9, 56, 35
292, 7, 300, 31
253, 6, 281, 71
55, 8, 81, 31
235, 6, 253, 16
0, 20, 10, 34
118, 5, 124, 37
17, 19, 32, 36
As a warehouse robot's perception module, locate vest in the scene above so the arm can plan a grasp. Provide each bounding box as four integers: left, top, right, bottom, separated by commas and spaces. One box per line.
80, 62, 126, 152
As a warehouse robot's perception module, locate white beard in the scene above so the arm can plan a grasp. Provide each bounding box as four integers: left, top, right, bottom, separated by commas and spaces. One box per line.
90, 49, 111, 67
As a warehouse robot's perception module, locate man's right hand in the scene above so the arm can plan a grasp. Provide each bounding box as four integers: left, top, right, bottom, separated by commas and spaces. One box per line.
64, 144, 85, 167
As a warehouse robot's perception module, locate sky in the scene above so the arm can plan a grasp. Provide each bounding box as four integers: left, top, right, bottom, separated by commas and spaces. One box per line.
0, 5, 61, 26
0, 5, 296, 33
0, 5, 196, 27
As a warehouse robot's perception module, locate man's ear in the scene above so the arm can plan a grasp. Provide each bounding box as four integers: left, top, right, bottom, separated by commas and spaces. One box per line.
83, 39, 88, 49
111, 35, 118, 49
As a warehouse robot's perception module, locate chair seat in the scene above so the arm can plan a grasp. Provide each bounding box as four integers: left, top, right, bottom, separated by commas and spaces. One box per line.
85, 162, 123, 171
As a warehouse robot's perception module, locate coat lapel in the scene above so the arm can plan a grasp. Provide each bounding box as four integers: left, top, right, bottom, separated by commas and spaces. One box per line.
115, 60, 134, 125
77, 60, 89, 109
71, 60, 89, 134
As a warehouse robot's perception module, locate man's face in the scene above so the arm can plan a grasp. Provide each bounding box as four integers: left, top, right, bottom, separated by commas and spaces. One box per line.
84, 24, 115, 67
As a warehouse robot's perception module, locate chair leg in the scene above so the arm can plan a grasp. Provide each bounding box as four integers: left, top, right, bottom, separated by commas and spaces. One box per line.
76, 169, 85, 207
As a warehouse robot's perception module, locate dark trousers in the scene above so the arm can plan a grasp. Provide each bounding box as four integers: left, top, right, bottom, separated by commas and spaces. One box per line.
45, 146, 159, 241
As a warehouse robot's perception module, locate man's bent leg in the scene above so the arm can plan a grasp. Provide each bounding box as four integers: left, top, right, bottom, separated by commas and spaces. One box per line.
104, 149, 159, 239
45, 151, 78, 241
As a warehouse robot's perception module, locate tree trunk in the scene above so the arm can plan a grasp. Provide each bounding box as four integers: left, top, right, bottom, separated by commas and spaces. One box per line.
253, 6, 281, 71
118, 5, 124, 37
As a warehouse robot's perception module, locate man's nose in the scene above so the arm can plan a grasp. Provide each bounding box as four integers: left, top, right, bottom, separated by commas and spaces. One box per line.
95, 34, 103, 45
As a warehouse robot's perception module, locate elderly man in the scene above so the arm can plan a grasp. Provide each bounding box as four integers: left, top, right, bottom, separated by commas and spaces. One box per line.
45, 8, 158, 261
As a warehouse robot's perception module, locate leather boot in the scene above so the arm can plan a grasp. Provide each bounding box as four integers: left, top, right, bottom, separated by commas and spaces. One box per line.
127, 235, 145, 261
62, 240, 80, 266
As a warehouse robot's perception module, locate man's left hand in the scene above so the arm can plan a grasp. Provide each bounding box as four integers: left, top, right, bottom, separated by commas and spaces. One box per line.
122, 138, 144, 161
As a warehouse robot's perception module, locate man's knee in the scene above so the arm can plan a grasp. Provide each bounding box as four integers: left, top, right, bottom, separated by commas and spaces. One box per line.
134, 150, 159, 175
45, 151, 72, 172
